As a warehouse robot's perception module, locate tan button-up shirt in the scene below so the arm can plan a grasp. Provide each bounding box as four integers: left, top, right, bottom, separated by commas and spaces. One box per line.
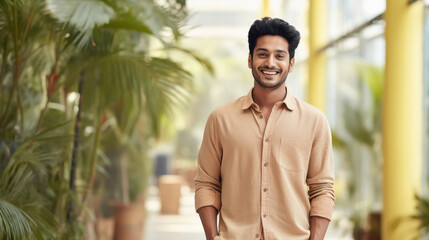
195, 89, 335, 240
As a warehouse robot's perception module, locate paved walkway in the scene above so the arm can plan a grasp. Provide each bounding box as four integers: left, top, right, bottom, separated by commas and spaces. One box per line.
143, 185, 352, 240
144, 186, 205, 240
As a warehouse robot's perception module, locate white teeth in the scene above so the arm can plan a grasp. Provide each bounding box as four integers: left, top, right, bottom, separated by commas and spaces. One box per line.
262, 71, 277, 75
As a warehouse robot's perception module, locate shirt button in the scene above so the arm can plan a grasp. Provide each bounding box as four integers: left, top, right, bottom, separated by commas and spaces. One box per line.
263, 188, 267, 192
265, 138, 268, 142
256, 233, 260, 238
263, 213, 267, 218
264, 162, 268, 167
259, 115, 263, 119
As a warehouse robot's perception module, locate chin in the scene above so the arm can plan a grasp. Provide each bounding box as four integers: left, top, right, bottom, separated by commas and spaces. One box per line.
257, 82, 283, 89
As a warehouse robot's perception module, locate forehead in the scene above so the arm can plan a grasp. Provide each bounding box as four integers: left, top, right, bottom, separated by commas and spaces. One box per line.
254, 35, 289, 53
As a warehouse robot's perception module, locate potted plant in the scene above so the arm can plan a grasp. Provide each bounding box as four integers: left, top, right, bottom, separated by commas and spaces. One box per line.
332, 62, 384, 240
0, 0, 212, 239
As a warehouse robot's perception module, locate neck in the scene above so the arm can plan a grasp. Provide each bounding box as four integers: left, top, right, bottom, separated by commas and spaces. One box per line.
252, 83, 287, 109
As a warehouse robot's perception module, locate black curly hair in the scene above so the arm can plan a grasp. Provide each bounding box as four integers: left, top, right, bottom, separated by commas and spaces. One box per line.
248, 17, 301, 61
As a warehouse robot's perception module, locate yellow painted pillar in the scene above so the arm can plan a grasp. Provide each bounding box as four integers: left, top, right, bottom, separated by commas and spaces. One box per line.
261, 0, 270, 17
383, 0, 423, 239
308, 0, 327, 112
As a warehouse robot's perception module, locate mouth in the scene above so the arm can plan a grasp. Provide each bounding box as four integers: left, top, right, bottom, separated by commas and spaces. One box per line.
260, 69, 280, 78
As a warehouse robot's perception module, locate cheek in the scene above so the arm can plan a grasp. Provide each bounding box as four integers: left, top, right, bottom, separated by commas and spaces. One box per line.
281, 63, 290, 72
250, 61, 259, 70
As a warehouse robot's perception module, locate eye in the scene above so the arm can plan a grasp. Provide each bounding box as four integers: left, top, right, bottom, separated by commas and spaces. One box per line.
276, 54, 285, 59
258, 53, 267, 57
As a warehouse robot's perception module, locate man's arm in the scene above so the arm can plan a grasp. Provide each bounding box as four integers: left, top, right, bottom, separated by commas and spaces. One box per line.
309, 216, 330, 240
307, 114, 335, 237
198, 206, 219, 240
195, 112, 223, 239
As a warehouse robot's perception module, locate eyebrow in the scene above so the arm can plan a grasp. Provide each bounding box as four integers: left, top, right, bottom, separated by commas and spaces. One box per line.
255, 48, 288, 54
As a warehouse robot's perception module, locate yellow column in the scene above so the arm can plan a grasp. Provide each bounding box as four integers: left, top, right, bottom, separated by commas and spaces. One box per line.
383, 0, 423, 239
261, 0, 270, 17
308, 0, 327, 112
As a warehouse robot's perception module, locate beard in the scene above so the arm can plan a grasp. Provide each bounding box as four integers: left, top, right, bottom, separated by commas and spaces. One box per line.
251, 62, 290, 89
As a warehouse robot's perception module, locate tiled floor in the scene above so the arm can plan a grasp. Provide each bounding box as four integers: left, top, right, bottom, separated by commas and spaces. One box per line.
143, 186, 352, 240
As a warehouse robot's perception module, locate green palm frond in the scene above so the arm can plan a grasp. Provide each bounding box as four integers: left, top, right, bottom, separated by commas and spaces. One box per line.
165, 46, 215, 75
391, 194, 429, 239
135, 0, 184, 41
102, 12, 153, 35
0, 199, 33, 240
0, 196, 58, 240
0, 121, 71, 239
0, 122, 71, 195
63, 50, 193, 136
142, 56, 193, 135
0, 0, 50, 54
0, 0, 58, 138
413, 194, 429, 234
1, 0, 207, 238
45, 0, 116, 49
45, 0, 186, 49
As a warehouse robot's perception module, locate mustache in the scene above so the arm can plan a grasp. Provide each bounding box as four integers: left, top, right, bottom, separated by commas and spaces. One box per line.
259, 66, 281, 71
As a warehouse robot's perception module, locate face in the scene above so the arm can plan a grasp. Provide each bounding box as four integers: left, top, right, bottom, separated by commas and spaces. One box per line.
248, 35, 295, 89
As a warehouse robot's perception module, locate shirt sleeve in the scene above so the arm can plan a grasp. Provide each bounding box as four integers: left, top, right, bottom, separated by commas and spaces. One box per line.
307, 113, 335, 220
194, 111, 223, 212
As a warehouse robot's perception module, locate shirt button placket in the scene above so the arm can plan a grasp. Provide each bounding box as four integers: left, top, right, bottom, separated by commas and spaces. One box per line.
261, 112, 272, 235
262, 137, 268, 225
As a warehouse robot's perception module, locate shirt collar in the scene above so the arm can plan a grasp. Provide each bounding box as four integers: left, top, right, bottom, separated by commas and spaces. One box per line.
241, 87, 295, 111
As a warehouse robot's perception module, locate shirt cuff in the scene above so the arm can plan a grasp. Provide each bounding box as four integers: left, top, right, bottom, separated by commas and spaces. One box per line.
309, 196, 335, 220
195, 188, 221, 212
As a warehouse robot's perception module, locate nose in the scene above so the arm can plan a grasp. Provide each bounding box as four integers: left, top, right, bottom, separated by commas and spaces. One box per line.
265, 55, 275, 68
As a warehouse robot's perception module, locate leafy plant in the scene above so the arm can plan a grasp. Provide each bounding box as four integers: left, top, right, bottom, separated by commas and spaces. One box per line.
0, 122, 72, 239
413, 194, 429, 237
332, 62, 384, 238
391, 194, 429, 240
0, 0, 212, 238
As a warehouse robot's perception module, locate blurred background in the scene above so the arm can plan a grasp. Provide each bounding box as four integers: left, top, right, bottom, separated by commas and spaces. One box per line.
0, 0, 428, 239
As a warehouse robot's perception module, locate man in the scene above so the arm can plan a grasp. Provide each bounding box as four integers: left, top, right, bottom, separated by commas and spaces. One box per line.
195, 17, 335, 240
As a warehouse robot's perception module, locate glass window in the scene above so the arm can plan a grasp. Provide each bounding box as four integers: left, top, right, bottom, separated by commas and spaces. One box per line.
328, 0, 385, 40
325, 1, 385, 237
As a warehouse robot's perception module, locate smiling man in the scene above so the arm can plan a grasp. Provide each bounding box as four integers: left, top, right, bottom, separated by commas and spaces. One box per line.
195, 17, 335, 240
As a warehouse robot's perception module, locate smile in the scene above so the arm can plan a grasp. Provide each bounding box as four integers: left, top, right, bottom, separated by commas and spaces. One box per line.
261, 70, 279, 75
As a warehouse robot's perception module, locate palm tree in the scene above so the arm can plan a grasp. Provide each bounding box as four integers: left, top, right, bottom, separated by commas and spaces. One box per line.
0, 0, 69, 239
0, 0, 212, 238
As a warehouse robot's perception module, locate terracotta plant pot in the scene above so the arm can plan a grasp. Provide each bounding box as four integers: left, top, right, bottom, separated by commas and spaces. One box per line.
158, 175, 183, 214
352, 212, 381, 240
96, 217, 115, 240
112, 202, 145, 240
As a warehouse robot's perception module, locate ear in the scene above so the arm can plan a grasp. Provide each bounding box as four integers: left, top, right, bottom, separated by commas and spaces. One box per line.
288, 57, 296, 73
248, 53, 252, 69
